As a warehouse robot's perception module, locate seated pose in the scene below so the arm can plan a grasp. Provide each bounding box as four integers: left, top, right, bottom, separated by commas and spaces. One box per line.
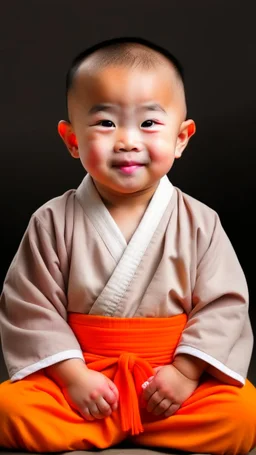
0, 36, 255, 454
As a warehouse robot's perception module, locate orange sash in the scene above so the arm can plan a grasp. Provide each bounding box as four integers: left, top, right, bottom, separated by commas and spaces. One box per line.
0, 313, 255, 453
68, 313, 187, 435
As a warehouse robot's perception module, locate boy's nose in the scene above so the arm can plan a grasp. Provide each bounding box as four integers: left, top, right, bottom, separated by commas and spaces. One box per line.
114, 140, 143, 153
114, 127, 143, 153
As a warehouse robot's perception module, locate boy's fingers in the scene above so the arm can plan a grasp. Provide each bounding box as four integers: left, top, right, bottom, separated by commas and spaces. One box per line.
108, 380, 119, 399
142, 379, 157, 400
81, 407, 95, 421
146, 390, 164, 413
88, 402, 106, 419
112, 401, 118, 411
103, 386, 118, 407
142, 376, 154, 391
95, 396, 112, 416
164, 403, 180, 417
152, 398, 171, 416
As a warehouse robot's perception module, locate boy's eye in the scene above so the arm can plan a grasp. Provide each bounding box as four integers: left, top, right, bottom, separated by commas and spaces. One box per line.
98, 120, 115, 127
141, 120, 156, 128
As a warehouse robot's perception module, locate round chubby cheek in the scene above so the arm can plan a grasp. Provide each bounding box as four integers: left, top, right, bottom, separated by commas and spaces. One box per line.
148, 139, 175, 164
80, 139, 107, 169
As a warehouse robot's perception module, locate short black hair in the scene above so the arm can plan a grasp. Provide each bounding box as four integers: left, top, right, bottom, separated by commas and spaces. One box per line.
65, 37, 185, 118
66, 36, 184, 90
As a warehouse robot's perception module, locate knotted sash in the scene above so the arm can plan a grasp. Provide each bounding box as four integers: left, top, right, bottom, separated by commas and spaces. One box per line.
68, 313, 187, 435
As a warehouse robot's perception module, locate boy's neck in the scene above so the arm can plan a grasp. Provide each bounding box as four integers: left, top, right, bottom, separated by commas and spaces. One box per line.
92, 179, 160, 211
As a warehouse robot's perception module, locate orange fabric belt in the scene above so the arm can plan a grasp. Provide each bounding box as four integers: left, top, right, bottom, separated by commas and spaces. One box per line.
68, 313, 187, 435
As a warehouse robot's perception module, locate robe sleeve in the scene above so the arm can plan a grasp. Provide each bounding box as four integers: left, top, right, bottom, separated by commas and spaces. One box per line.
0, 214, 84, 381
174, 212, 253, 386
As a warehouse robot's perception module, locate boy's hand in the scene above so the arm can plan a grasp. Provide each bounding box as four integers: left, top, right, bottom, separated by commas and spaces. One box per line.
142, 364, 198, 417
62, 369, 119, 421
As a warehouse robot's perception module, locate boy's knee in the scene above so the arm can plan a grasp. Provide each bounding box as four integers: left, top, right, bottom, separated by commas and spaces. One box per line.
233, 382, 256, 424
224, 382, 256, 453
0, 380, 24, 418
0, 380, 27, 447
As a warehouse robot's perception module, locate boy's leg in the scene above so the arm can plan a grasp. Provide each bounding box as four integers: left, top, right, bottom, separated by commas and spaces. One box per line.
0, 372, 126, 452
132, 377, 256, 455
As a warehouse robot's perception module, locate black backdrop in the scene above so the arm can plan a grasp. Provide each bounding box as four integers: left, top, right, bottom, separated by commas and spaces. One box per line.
0, 0, 255, 380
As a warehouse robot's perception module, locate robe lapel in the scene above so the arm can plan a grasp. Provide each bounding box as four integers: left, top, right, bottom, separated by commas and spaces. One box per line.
76, 174, 127, 263
77, 175, 174, 316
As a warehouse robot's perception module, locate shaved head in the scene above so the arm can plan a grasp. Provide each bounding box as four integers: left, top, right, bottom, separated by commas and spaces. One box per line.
65, 37, 186, 117
59, 37, 195, 197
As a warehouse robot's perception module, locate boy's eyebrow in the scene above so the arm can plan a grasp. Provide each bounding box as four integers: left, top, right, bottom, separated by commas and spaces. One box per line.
88, 104, 115, 114
88, 103, 167, 115
142, 103, 167, 114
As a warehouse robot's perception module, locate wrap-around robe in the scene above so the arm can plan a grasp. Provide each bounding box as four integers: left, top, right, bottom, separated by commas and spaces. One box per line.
0, 174, 255, 453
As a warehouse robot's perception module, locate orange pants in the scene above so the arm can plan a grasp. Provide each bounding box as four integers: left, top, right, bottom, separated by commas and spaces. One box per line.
0, 313, 256, 454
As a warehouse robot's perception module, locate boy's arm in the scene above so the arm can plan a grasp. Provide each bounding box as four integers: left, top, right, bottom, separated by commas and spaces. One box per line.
173, 212, 252, 387
172, 354, 207, 380
0, 211, 84, 382
46, 358, 88, 387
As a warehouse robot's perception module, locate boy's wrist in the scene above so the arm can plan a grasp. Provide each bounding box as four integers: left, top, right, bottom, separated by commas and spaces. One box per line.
46, 358, 88, 388
172, 354, 207, 381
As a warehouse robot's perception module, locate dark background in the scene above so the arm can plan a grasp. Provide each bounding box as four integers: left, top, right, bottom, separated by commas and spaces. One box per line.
0, 0, 255, 381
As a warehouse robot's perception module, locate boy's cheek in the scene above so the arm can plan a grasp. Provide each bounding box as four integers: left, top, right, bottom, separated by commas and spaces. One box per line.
148, 143, 174, 163
82, 142, 110, 168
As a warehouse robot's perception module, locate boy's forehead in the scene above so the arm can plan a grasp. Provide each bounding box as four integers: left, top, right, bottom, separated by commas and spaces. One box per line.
69, 61, 185, 111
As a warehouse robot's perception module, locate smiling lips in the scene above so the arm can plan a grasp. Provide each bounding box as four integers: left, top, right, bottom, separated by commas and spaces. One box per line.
113, 161, 144, 175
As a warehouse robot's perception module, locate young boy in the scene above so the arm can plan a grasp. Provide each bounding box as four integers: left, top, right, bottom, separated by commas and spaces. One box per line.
0, 37, 255, 454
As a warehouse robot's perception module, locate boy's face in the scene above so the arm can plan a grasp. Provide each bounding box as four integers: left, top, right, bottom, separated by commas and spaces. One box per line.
60, 63, 195, 195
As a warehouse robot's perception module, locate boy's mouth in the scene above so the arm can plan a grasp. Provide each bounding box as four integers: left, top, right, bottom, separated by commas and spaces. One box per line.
113, 160, 143, 167
113, 161, 145, 175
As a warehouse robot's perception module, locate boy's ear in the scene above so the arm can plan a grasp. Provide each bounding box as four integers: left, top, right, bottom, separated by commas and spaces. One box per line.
57, 120, 79, 159
175, 119, 196, 159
